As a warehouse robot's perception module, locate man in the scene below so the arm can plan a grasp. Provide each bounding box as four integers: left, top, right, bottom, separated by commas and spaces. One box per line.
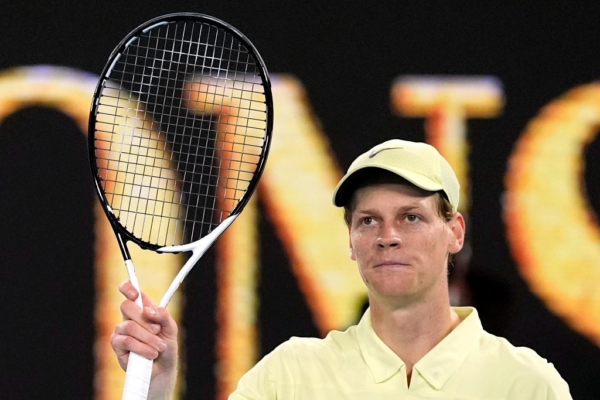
112, 139, 572, 399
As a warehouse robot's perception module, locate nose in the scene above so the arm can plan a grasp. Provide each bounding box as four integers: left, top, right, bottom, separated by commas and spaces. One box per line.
376, 223, 401, 249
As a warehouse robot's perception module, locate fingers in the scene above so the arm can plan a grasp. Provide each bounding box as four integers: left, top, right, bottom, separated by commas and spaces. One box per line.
113, 320, 167, 358
117, 281, 177, 337
120, 299, 165, 336
111, 323, 168, 370
112, 306, 179, 372
146, 307, 177, 340
143, 306, 179, 371
118, 280, 156, 307
118, 280, 139, 301
118, 280, 159, 330
113, 281, 179, 373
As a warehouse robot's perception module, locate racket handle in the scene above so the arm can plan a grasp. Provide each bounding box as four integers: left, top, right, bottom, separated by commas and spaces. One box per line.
122, 259, 153, 399
122, 352, 154, 400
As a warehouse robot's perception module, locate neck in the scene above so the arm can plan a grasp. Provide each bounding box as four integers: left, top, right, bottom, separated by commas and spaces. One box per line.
368, 292, 461, 384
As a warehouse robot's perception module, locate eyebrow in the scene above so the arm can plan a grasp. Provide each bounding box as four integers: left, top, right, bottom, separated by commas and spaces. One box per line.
354, 203, 426, 215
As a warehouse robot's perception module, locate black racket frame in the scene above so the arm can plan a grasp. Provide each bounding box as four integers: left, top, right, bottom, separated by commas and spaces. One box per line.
88, 12, 273, 257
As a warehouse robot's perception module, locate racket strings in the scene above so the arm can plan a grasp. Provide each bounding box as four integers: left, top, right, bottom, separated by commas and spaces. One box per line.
93, 19, 269, 247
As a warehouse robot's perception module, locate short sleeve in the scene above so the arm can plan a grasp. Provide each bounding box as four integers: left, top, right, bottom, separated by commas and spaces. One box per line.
506, 364, 572, 400
227, 345, 282, 400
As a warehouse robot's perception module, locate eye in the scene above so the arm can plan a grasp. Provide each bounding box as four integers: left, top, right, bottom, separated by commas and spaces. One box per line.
361, 217, 374, 226
406, 214, 420, 223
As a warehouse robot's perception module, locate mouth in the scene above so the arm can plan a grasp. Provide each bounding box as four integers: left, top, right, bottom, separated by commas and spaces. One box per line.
374, 261, 409, 268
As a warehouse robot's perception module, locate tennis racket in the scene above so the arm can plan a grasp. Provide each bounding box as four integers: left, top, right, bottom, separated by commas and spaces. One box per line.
88, 13, 273, 400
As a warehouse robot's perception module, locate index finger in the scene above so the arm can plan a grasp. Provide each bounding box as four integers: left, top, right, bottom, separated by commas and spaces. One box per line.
118, 280, 156, 307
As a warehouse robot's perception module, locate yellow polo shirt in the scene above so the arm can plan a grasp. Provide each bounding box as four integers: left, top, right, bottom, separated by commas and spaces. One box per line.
230, 307, 571, 399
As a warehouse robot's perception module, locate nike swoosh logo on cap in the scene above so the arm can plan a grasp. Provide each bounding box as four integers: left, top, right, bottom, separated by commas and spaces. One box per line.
369, 147, 403, 158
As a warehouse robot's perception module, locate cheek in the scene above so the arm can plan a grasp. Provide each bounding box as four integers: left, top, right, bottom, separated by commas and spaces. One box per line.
350, 232, 369, 261
408, 227, 447, 255
349, 235, 365, 280
421, 228, 451, 256
350, 239, 363, 261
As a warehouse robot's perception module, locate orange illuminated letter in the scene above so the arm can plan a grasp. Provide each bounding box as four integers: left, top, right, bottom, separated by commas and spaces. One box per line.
504, 83, 600, 346
391, 76, 504, 213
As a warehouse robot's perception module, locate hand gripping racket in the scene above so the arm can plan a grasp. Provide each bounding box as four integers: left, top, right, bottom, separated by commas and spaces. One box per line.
88, 13, 273, 400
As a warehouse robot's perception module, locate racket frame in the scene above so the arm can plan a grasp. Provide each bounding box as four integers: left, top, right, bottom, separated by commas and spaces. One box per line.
87, 12, 273, 400
89, 12, 273, 259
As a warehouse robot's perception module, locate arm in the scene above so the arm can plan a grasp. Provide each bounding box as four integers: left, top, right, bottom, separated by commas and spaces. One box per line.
111, 281, 179, 400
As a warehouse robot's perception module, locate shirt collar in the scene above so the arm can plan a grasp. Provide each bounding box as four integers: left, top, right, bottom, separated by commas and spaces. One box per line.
356, 307, 483, 387
414, 307, 483, 389
356, 308, 405, 383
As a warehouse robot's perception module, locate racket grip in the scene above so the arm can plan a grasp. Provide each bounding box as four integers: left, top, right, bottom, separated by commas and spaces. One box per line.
122, 352, 154, 400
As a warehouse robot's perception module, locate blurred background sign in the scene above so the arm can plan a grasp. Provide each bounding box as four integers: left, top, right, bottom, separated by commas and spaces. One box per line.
0, 2, 599, 399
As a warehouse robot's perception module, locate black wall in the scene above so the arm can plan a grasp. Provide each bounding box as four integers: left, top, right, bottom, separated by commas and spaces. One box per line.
1, 2, 599, 399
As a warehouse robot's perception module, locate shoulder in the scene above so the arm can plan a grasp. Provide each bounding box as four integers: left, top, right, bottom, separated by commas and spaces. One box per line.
479, 330, 555, 372
230, 326, 360, 398
478, 331, 572, 399
246, 324, 361, 379
270, 324, 360, 362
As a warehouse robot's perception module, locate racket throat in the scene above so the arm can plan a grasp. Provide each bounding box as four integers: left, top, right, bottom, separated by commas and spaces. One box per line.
158, 214, 238, 307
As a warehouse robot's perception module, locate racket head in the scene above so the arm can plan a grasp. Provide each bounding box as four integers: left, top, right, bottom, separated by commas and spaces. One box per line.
88, 12, 273, 252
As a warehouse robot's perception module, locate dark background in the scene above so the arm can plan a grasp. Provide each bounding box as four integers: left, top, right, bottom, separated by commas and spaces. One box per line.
1, 2, 599, 399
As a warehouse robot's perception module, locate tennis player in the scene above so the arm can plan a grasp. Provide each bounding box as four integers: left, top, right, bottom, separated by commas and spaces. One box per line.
112, 139, 572, 399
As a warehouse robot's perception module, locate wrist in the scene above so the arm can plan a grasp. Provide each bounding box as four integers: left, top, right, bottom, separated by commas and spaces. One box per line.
148, 367, 178, 400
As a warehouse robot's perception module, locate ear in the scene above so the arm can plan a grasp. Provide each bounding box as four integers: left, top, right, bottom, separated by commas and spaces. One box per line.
448, 212, 466, 254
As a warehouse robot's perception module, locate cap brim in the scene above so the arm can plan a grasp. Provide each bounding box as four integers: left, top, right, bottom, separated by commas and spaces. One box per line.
333, 165, 444, 207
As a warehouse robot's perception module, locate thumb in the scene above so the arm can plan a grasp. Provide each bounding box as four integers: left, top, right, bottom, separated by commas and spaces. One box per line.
144, 306, 178, 340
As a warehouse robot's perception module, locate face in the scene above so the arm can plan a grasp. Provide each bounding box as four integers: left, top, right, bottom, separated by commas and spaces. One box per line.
348, 182, 465, 307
